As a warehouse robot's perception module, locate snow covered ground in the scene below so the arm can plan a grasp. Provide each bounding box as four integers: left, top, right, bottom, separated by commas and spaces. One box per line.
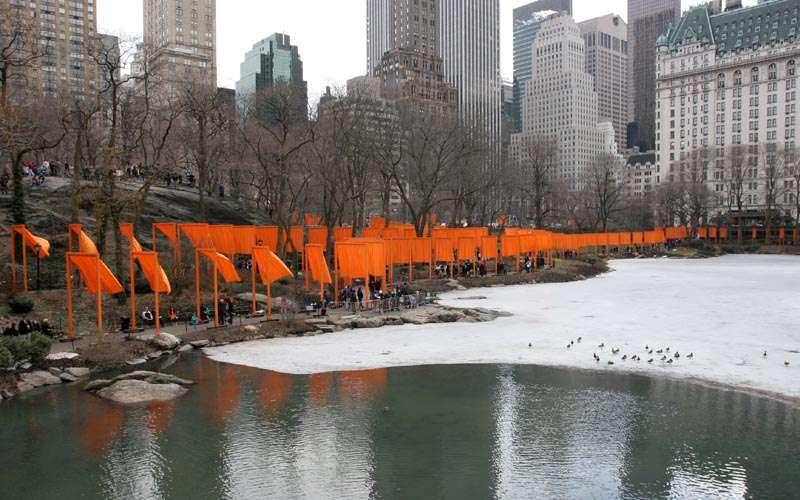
206, 255, 800, 399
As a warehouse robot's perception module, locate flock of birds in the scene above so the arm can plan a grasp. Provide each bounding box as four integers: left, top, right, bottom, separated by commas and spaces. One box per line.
526, 338, 792, 368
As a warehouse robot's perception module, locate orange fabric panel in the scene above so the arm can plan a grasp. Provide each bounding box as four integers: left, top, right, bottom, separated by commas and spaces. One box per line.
304, 214, 321, 226
501, 236, 520, 257
199, 250, 241, 283
632, 232, 644, 245
480, 236, 498, 259
720, 227, 729, 240
458, 238, 479, 260
308, 227, 328, 247
180, 223, 212, 248
133, 251, 172, 294
335, 243, 369, 279
434, 238, 455, 262
698, 227, 708, 239
78, 231, 99, 255
120, 224, 144, 252
255, 226, 278, 252
410, 238, 432, 263
305, 245, 332, 284
709, 227, 718, 239
288, 226, 304, 252
68, 254, 124, 295
334, 227, 353, 242
364, 239, 387, 277
390, 239, 412, 264
232, 226, 256, 255
370, 216, 387, 229
154, 223, 179, 249
780, 228, 786, 240
253, 247, 293, 285
14, 226, 50, 258
209, 225, 237, 254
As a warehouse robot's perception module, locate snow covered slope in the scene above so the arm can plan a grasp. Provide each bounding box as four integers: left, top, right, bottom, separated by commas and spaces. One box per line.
205, 255, 800, 399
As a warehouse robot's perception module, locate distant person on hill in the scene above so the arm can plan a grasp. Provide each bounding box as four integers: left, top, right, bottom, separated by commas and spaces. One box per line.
141, 306, 154, 325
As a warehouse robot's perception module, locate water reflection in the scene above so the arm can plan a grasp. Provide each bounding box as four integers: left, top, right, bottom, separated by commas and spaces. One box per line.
0, 360, 798, 499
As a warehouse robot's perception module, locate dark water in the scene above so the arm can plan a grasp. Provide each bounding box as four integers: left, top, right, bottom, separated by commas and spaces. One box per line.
1, 357, 798, 499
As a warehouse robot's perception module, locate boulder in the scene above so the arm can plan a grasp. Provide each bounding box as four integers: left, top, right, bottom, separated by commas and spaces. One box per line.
149, 333, 181, 350
147, 351, 167, 360
114, 371, 194, 386
84, 379, 113, 392
96, 380, 188, 405
305, 318, 329, 326
399, 310, 432, 325
48, 367, 63, 376
19, 362, 32, 371
178, 344, 194, 353
189, 340, 210, 348
21, 371, 62, 387
383, 317, 404, 326
243, 325, 258, 333
65, 367, 91, 378
126, 358, 147, 366
353, 317, 386, 329
1, 390, 14, 399
16, 381, 34, 393
59, 372, 79, 383
46, 352, 80, 361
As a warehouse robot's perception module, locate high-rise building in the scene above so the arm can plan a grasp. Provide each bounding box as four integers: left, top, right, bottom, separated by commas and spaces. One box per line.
235, 33, 308, 117
143, 0, 216, 88
364, 0, 456, 111
580, 14, 629, 151
439, 0, 502, 150
512, 0, 572, 132
511, 14, 614, 190
366, 0, 440, 76
627, 0, 681, 151
655, 0, 800, 220
1, 0, 103, 99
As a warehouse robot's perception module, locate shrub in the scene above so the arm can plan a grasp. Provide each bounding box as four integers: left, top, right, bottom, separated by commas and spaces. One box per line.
0, 344, 12, 369
8, 295, 34, 314
3, 337, 30, 363
28, 333, 53, 365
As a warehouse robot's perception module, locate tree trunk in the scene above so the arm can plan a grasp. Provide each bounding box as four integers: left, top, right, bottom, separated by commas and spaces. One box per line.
11, 151, 26, 224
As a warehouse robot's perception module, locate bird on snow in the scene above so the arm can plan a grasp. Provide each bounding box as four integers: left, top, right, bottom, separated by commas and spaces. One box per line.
648, 359, 654, 364
648, 349, 654, 355
577, 337, 582, 343
763, 351, 768, 358
612, 348, 620, 355
666, 347, 671, 353
598, 343, 605, 349
687, 353, 694, 359
786, 361, 791, 367
656, 349, 663, 354
622, 355, 628, 361
674, 352, 680, 359
661, 356, 668, 361
608, 361, 615, 366
667, 359, 674, 365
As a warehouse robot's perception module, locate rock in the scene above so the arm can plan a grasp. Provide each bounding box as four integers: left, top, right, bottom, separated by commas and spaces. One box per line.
143, 373, 195, 387
399, 310, 431, 325
178, 344, 194, 353
84, 379, 113, 392
147, 351, 167, 360
149, 333, 181, 350
235, 292, 268, 305
16, 381, 34, 393
48, 367, 63, 376
383, 316, 404, 326
305, 318, 329, 325
1, 390, 14, 399
318, 325, 336, 333
59, 372, 79, 383
46, 352, 80, 361
65, 367, 91, 378
96, 380, 188, 405
19, 362, 33, 371
189, 340, 210, 348
21, 371, 62, 387
243, 325, 258, 333
126, 358, 148, 366
353, 317, 386, 329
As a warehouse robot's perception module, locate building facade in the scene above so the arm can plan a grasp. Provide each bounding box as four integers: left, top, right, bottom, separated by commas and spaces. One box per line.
512, 0, 572, 132
235, 33, 308, 117
143, 0, 216, 88
439, 0, 502, 152
655, 0, 800, 220
1, 0, 104, 99
580, 14, 630, 150
623, 151, 657, 198
628, 0, 681, 151
511, 14, 613, 190
366, 0, 440, 76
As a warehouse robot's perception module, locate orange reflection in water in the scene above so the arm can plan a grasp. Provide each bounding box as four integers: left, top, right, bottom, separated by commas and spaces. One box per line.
308, 373, 332, 407
78, 398, 125, 459
259, 371, 293, 415
212, 364, 241, 423
337, 369, 388, 403
146, 401, 174, 437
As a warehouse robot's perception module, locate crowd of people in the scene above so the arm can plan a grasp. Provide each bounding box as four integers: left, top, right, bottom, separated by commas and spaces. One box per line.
338, 281, 424, 313
1, 317, 54, 338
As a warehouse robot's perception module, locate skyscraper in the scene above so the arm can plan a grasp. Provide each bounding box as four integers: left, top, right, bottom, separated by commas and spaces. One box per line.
143, 0, 217, 88
364, 0, 456, 111
627, 0, 680, 151
1, 0, 104, 99
366, 0, 439, 76
512, 0, 573, 132
439, 0, 502, 149
235, 33, 308, 118
511, 15, 614, 190
579, 14, 629, 150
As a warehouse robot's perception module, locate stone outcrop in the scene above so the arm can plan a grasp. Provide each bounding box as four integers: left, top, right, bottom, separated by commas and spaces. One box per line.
20, 371, 62, 387
96, 380, 188, 405
149, 333, 181, 350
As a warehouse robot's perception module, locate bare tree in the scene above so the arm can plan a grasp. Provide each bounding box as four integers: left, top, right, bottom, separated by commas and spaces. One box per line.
513, 134, 558, 228
584, 153, 625, 232
0, 4, 49, 107
724, 144, 747, 243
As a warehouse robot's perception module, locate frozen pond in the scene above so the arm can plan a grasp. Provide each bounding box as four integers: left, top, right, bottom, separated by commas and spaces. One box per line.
207, 255, 800, 400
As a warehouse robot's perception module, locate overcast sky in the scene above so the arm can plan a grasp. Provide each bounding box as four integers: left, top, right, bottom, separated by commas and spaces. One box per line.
98, 0, 754, 103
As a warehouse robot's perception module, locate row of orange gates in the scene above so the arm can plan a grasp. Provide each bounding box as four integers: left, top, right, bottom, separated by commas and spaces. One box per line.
7, 221, 690, 341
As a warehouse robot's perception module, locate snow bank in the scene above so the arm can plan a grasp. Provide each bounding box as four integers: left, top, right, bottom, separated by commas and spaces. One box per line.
205, 255, 800, 399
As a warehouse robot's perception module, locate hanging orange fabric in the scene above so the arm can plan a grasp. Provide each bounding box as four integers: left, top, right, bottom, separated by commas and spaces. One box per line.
305, 245, 332, 284
232, 226, 256, 255
434, 238, 455, 262
199, 250, 241, 283
133, 251, 172, 294
68, 254, 124, 294
501, 235, 521, 257
458, 238, 479, 260
119, 223, 143, 252
720, 227, 729, 240
370, 216, 387, 229
480, 236, 498, 259
252, 247, 293, 285
255, 226, 278, 251
308, 227, 328, 247
698, 227, 708, 239
335, 242, 369, 280
153, 223, 179, 250
288, 226, 304, 253
304, 214, 321, 226
77, 230, 100, 255
410, 238, 432, 263
14, 226, 50, 258
180, 223, 212, 248
390, 239, 412, 264
208, 225, 237, 254
334, 227, 353, 241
